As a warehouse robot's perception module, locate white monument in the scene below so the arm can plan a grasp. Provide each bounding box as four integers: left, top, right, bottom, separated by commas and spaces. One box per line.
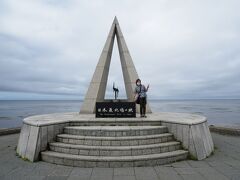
80, 17, 152, 114
16, 17, 214, 167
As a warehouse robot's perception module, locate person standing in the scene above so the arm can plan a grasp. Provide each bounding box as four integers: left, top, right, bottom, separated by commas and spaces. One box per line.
134, 78, 149, 117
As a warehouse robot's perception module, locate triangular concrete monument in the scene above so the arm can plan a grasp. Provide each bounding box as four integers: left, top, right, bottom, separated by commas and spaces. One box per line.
80, 17, 152, 114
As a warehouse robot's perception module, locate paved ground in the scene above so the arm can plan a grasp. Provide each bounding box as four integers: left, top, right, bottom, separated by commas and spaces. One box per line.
0, 133, 240, 180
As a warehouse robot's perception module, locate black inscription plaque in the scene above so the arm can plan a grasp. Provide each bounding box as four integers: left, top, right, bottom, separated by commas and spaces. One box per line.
96, 102, 136, 118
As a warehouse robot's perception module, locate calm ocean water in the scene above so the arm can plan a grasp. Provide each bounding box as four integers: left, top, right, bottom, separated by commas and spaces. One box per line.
0, 100, 239, 128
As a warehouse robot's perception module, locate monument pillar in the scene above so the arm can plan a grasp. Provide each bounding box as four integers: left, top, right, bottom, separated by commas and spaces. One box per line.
80, 17, 152, 114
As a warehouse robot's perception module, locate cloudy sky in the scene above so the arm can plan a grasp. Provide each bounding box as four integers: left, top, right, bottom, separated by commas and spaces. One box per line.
0, 0, 240, 100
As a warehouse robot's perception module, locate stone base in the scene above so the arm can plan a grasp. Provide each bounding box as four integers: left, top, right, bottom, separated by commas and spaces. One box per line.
17, 112, 214, 165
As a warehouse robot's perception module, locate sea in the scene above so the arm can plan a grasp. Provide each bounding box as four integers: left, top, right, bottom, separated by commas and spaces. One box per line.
0, 99, 240, 128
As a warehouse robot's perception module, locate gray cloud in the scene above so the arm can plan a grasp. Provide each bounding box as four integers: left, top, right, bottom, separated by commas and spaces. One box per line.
0, 0, 240, 100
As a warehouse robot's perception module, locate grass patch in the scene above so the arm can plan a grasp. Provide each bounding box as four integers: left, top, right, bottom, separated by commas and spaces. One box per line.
16, 151, 30, 162
21, 157, 30, 161
188, 154, 198, 160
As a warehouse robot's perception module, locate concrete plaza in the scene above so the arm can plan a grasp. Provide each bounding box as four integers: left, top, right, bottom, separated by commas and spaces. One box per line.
0, 132, 240, 180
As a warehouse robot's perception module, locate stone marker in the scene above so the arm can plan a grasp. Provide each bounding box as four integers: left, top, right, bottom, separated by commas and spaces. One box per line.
16, 17, 214, 167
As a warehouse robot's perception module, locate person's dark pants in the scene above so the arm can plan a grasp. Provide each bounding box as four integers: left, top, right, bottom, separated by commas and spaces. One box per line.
139, 97, 147, 116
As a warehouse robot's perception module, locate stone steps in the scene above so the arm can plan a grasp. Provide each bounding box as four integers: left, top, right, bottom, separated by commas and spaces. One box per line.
64, 126, 168, 136
57, 133, 173, 146
41, 123, 189, 167
49, 141, 181, 156
41, 150, 188, 167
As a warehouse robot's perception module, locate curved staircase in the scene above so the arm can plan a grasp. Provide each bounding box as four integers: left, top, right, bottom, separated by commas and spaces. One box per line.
41, 119, 188, 167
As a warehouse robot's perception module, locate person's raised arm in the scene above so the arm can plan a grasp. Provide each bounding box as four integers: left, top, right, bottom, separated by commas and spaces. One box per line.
145, 84, 149, 92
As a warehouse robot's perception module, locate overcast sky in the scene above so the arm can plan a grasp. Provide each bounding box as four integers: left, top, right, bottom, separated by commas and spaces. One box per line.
0, 0, 240, 100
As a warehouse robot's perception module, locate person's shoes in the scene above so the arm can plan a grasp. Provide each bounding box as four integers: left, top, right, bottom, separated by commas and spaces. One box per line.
140, 115, 144, 118
144, 115, 147, 118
